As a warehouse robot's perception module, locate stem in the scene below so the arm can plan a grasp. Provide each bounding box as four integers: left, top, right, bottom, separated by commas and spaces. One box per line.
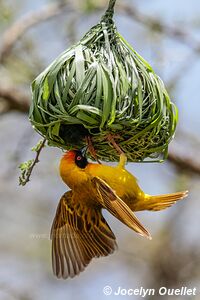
19, 138, 46, 186
102, 0, 117, 20
107, 0, 117, 12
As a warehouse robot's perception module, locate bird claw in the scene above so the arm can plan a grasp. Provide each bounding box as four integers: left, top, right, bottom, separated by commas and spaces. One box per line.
106, 134, 124, 155
118, 153, 127, 168
85, 136, 101, 164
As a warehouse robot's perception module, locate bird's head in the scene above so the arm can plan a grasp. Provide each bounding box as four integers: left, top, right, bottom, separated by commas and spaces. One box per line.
59, 148, 89, 188
63, 149, 88, 169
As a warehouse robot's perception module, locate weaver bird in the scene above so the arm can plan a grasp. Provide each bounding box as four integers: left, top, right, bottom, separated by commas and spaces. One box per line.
51, 149, 188, 279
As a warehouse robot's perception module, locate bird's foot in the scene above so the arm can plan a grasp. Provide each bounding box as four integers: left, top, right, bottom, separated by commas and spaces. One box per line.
85, 136, 101, 164
106, 134, 127, 167
106, 133, 124, 155
118, 153, 127, 168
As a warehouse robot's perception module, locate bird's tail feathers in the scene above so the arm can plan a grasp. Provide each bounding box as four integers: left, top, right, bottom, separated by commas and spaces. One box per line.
146, 190, 188, 211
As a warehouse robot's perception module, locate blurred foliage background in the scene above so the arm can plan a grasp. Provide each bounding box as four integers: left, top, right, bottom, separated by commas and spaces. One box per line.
0, 0, 200, 299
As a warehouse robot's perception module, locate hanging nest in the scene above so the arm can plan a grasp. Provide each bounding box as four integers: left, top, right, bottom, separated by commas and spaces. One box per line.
29, 0, 177, 162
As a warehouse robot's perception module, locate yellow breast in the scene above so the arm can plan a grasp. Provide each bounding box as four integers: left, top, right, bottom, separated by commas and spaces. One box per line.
59, 157, 89, 190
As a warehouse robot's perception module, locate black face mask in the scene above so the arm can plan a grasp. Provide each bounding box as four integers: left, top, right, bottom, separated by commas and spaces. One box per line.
74, 150, 88, 169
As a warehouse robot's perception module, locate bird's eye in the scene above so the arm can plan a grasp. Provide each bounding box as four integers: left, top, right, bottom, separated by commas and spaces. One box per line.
75, 152, 88, 168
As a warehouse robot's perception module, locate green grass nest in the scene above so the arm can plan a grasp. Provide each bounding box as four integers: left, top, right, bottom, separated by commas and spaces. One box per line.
29, 2, 178, 162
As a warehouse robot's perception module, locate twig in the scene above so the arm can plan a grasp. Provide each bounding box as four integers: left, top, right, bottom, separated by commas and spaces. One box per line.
0, 85, 30, 113
19, 138, 46, 186
118, 3, 200, 52
168, 150, 200, 176
0, 2, 69, 62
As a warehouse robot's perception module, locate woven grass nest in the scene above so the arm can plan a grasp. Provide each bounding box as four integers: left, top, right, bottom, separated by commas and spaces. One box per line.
29, 0, 177, 162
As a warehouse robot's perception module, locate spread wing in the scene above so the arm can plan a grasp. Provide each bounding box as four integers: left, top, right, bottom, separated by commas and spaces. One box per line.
91, 177, 151, 239
50, 191, 117, 279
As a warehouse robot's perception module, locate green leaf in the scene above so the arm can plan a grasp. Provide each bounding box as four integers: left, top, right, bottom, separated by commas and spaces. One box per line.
75, 44, 85, 89
42, 77, 50, 100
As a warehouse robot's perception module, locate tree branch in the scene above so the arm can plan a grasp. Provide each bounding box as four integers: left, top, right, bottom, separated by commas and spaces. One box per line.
19, 139, 46, 186
0, 2, 69, 62
119, 3, 200, 52
0, 86, 30, 113
168, 150, 200, 175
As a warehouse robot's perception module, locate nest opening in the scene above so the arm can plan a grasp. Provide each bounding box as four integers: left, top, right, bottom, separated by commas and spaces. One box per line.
59, 124, 90, 147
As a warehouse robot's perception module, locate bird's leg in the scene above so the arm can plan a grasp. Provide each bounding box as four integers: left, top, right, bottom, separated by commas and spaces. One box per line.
106, 134, 127, 167
85, 136, 101, 164
118, 153, 127, 168
107, 133, 124, 155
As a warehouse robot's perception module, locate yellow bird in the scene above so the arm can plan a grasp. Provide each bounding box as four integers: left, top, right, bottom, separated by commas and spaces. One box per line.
51, 149, 188, 279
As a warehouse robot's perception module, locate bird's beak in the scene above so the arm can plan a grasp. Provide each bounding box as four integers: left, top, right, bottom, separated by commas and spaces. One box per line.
80, 146, 88, 157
